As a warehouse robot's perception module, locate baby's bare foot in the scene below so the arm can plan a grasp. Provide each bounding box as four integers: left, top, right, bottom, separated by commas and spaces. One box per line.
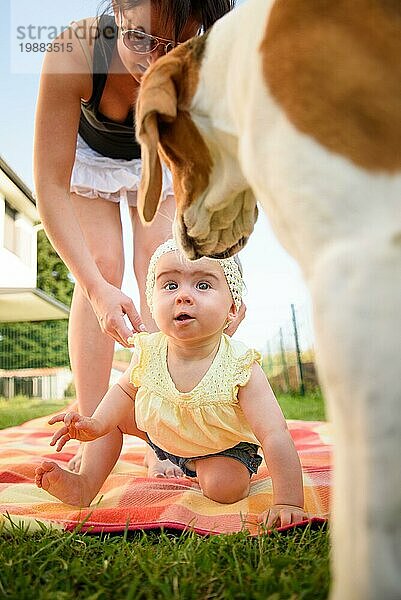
35, 461, 93, 506
68, 444, 83, 473
144, 447, 183, 478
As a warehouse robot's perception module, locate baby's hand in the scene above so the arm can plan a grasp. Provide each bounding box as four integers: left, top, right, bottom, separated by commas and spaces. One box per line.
48, 411, 104, 452
264, 504, 308, 529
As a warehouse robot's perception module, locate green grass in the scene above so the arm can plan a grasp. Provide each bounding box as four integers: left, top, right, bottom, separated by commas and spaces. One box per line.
0, 522, 329, 600
0, 392, 330, 599
0, 391, 325, 431
0, 396, 69, 430
278, 390, 326, 421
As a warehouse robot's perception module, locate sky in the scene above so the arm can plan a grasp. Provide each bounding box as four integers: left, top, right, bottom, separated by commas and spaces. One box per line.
1, 0, 313, 352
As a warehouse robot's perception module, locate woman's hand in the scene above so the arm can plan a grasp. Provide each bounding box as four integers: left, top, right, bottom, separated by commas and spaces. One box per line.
225, 302, 246, 336
89, 280, 146, 347
264, 504, 309, 529
48, 412, 105, 451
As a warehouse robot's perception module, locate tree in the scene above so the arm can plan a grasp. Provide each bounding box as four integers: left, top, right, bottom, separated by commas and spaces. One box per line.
37, 229, 74, 306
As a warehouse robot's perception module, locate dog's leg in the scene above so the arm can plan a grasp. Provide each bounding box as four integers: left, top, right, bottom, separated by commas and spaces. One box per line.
310, 238, 401, 600
239, 91, 401, 597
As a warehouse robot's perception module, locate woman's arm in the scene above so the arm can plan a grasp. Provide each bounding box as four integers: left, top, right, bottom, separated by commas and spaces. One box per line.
34, 28, 100, 295
33, 28, 144, 345
239, 363, 306, 526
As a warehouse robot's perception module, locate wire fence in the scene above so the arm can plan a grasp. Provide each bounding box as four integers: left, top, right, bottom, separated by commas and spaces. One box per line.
0, 305, 319, 399
0, 320, 71, 400
0, 321, 69, 370
262, 304, 319, 395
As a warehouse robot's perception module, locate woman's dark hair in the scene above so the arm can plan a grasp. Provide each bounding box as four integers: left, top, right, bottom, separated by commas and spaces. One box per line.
99, 0, 235, 38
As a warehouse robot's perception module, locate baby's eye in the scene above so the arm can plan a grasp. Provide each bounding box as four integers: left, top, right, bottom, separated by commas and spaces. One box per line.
196, 281, 211, 290
163, 282, 178, 290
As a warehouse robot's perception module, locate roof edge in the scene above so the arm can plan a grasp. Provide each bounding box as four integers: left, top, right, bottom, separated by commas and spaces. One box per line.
0, 155, 35, 205
0, 287, 70, 315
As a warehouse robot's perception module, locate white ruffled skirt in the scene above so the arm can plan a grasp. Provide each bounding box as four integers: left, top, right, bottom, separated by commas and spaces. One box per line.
70, 135, 174, 206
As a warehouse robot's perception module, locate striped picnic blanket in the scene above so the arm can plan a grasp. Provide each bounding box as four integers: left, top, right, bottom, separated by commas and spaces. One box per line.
0, 413, 331, 534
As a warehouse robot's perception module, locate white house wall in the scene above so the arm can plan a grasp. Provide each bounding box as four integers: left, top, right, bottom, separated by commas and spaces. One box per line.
41, 369, 73, 400
0, 193, 37, 288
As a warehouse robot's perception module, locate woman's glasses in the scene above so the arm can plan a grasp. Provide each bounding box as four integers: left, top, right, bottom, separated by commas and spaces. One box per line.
120, 21, 178, 55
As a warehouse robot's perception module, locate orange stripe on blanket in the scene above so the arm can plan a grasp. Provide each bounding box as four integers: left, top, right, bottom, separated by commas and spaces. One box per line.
0, 414, 331, 535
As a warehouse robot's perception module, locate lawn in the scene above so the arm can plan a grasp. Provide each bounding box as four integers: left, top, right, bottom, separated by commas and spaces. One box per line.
278, 390, 326, 421
0, 396, 69, 430
0, 392, 330, 599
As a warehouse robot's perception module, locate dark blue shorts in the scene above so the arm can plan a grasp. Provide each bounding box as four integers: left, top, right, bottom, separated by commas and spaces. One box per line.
146, 435, 262, 478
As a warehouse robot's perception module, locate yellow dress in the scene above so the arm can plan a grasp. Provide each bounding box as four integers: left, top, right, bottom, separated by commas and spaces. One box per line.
130, 332, 261, 457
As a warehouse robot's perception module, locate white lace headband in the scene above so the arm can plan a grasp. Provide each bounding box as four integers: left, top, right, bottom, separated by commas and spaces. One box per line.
146, 238, 243, 315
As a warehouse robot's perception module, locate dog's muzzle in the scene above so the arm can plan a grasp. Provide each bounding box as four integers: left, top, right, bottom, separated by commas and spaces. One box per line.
174, 191, 258, 260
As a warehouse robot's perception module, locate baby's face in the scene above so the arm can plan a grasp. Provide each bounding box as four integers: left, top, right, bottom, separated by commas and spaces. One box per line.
152, 252, 235, 342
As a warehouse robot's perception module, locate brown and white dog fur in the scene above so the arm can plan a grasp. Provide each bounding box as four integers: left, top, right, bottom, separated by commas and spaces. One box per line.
136, 1, 401, 598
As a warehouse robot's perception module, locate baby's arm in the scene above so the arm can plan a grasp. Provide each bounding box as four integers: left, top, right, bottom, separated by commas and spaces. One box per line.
238, 363, 306, 527
49, 354, 139, 451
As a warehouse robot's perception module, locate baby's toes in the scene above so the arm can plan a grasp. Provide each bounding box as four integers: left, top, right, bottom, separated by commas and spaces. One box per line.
68, 444, 83, 473
165, 464, 184, 478
34, 467, 44, 487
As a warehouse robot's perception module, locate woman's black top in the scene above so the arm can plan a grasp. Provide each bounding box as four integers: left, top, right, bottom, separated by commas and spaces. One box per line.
78, 15, 141, 160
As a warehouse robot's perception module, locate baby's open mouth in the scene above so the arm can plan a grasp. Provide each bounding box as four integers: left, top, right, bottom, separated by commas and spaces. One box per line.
175, 314, 194, 321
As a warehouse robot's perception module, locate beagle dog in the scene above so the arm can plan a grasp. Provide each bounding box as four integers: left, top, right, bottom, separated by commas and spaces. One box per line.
136, 1, 401, 599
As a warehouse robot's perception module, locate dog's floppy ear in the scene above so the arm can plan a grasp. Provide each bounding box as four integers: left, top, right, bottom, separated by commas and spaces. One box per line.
136, 58, 181, 224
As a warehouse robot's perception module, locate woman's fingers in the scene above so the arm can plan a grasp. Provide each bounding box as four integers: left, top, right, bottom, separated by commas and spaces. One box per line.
112, 323, 137, 348
122, 297, 147, 336
107, 304, 146, 347
99, 311, 133, 346
92, 283, 146, 345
